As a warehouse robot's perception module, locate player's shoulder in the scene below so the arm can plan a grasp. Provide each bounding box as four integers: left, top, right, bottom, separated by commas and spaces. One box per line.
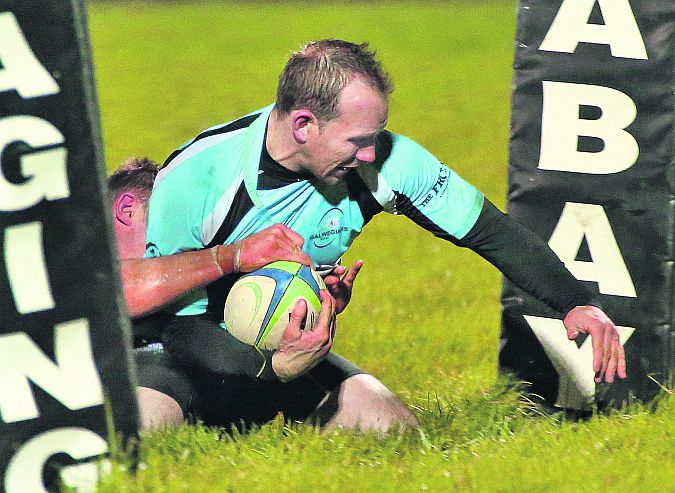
155, 109, 267, 188
377, 130, 435, 163
371, 130, 439, 178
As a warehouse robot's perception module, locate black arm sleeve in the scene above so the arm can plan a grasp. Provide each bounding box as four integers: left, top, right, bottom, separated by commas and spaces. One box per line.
454, 199, 601, 315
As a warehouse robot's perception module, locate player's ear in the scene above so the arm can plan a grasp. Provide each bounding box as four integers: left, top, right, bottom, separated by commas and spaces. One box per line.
291, 109, 317, 144
114, 192, 137, 227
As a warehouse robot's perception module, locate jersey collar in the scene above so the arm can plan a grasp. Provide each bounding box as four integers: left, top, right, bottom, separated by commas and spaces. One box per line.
242, 103, 275, 208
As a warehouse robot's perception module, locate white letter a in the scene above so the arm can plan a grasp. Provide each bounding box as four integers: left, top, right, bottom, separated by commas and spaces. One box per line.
0, 12, 60, 98
548, 202, 636, 297
540, 0, 648, 60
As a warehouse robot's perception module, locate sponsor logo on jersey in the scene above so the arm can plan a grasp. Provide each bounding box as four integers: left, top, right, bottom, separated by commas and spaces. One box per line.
310, 208, 348, 248
419, 166, 448, 208
145, 242, 162, 257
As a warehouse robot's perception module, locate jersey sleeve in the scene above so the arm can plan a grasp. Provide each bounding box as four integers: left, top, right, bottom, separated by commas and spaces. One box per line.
380, 132, 484, 241
457, 199, 601, 315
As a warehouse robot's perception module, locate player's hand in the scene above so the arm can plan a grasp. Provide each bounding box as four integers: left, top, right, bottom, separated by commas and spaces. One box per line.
234, 224, 312, 272
271, 290, 336, 382
323, 260, 363, 314
563, 305, 627, 384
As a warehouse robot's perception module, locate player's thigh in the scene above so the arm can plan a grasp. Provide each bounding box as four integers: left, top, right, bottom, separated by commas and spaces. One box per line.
192, 370, 329, 429
134, 349, 195, 423
306, 352, 365, 391
193, 352, 364, 429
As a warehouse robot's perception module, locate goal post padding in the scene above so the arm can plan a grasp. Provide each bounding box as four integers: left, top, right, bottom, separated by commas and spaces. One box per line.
501, 0, 674, 410
0, 1, 139, 491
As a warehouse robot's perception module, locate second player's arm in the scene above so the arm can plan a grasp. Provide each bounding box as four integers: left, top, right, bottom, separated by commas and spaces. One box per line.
121, 245, 234, 318
123, 224, 312, 318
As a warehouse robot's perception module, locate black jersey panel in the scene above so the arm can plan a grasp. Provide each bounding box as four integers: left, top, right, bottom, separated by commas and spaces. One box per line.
204, 183, 255, 316
395, 191, 457, 242
345, 171, 384, 225
206, 182, 255, 249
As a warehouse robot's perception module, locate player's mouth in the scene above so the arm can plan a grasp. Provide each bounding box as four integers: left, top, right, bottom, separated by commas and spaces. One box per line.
332, 159, 360, 178
332, 165, 356, 179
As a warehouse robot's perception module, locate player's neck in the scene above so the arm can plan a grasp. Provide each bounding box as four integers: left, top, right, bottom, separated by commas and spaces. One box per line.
115, 224, 146, 260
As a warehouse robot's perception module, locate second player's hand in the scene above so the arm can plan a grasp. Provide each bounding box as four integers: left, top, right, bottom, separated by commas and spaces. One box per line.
323, 260, 363, 314
272, 290, 336, 382
230, 224, 312, 272
563, 305, 627, 383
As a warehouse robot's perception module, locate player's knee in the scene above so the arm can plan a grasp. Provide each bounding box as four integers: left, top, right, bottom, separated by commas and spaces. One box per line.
325, 373, 418, 433
137, 386, 184, 432
350, 374, 419, 431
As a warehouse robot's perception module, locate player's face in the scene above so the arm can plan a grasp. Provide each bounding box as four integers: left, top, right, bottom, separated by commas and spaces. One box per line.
306, 78, 388, 184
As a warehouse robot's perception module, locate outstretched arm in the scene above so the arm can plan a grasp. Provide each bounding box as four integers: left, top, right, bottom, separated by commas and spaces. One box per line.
455, 199, 626, 383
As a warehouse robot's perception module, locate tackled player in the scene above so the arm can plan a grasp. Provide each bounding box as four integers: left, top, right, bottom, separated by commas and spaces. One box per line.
145, 39, 626, 398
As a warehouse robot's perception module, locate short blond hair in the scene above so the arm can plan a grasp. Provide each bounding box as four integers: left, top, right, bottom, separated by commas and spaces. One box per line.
276, 39, 393, 122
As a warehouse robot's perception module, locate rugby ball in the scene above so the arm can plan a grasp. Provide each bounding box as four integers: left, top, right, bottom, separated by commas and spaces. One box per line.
223, 261, 325, 349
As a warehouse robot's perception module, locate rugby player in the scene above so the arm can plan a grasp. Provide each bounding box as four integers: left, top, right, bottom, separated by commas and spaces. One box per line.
145, 39, 626, 393
109, 157, 417, 432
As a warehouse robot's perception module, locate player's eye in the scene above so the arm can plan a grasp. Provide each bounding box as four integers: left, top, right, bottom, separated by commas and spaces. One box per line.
350, 136, 375, 148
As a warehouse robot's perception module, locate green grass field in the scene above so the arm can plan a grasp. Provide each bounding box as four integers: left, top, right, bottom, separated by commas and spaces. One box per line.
87, 1, 673, 491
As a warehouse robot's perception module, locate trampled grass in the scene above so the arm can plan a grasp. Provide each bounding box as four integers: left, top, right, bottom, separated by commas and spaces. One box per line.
87, 1, 673, 492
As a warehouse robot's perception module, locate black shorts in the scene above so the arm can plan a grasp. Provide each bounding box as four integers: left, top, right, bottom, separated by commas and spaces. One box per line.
134, 346, 363, 429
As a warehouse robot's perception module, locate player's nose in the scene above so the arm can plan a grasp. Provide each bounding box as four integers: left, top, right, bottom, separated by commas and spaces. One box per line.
355, 145, 376, 163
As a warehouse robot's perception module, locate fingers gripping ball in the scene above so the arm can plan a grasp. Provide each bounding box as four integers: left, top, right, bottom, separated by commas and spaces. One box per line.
223, 261, 325, 349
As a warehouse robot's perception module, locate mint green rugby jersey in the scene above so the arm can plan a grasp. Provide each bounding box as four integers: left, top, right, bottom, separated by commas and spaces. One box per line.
146, 104, 484, 316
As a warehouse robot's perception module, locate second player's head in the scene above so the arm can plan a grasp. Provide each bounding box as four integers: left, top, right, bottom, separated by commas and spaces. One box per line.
108, 157, 159, 259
